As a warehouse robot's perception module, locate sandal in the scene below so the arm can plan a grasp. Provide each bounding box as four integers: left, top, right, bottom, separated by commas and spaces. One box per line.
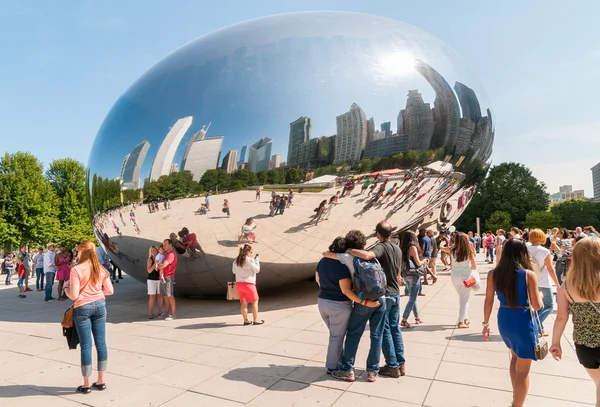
92, 382, 106, 390
414, 317, 423, 324
243, 321, 252, 326
400, 320, 413, 329
464, 319, 471, 326
457, 322, 468, 328
253, 320, 265, 325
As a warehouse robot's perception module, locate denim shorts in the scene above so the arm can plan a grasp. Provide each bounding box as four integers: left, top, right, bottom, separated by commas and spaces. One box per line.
17, 278, 25, 286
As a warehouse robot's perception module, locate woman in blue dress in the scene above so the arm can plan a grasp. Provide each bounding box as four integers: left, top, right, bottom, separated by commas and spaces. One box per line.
482, 238, 543, 407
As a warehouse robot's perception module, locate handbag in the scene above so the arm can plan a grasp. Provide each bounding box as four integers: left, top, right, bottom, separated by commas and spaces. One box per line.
526, 277, 548, 360
226, 273, 239, 300
463, 275, 477, 288
403, 259, 425, 277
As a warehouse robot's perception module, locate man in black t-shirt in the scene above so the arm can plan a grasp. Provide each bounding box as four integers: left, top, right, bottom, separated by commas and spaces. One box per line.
347, 221, 406, 378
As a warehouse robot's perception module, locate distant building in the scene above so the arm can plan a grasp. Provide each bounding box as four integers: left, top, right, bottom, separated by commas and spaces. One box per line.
363, 135, 406, 159
181, 126, 224, 181
454, 82, 482, 123
238, 145, 248, 168
149, 116, 193, 181
551, 187, 585, 204
119, 154, 130, 181
559, 185, 573, 193
593, 162, 600, 202
221, 150, 238, 173
381, 121, 392, 137
270, 154, 282, 169
248, 137, 273, 172
334, 103, 367, 164
402, 90, 434, 151
169, 163, 178, 174
287, 116, 311, 165
397, 109, 405, 135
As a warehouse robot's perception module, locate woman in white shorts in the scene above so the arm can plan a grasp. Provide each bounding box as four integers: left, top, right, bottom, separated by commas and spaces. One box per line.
146, 246, 164, 319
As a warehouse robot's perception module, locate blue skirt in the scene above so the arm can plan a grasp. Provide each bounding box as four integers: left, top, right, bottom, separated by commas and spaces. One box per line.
497, 307, 539, 360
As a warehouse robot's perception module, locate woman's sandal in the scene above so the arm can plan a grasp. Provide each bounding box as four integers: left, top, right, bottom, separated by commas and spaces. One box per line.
243, 321, 252, 326
457, 322, 469, 329
414, 317, 423, 324
76, 386, 91, 394
464, 319, 471, 326
92, 382, 106, 390
253, 320, 265, 325
400, 320, 413, 329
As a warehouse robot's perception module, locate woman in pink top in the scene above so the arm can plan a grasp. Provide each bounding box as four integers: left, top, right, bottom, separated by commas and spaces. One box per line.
55, 247, 71, 301
64, 240, 114, 394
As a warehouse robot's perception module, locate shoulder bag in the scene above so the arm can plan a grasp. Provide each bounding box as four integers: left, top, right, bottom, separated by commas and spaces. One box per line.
227, 272, 239, 301
61, 277, 91, 329
525, 273, 548, 360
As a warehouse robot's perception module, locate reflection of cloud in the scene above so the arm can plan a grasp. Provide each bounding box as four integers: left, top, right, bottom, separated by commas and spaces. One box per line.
83, 17, 127, 31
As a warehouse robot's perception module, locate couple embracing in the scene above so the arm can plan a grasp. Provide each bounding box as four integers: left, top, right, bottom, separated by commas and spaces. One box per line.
316, 221, 405, 383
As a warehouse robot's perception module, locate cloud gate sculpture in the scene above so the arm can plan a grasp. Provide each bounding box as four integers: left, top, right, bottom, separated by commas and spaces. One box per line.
88, 11, 494, 297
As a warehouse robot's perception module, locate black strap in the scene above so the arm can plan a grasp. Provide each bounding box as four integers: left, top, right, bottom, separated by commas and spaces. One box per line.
564, 282, 575, 303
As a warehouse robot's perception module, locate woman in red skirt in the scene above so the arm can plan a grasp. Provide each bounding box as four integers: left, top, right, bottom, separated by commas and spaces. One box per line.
232, 244, 263, 325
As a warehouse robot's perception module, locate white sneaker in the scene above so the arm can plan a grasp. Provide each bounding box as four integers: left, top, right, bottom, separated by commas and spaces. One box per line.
165, 315, 173, 321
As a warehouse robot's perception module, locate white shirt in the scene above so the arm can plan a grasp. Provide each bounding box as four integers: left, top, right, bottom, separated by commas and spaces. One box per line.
232, 256, 260, 284
156, 253, 165, 265
528, 245, 551, 288
43, 250, 57, 273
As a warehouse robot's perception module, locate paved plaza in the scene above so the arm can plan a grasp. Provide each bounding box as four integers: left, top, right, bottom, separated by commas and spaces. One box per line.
0, 256, 595, 406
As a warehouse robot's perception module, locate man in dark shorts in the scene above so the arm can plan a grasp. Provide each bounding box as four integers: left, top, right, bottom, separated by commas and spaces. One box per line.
158, 239, 178, 321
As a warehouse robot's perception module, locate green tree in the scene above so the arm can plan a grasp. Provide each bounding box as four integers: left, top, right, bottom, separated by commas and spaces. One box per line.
485, 210, 512, 232
285, 168, 301, 184
0, 152, 60, 246
266, 170, 280, 184
46, 158, 94, 246
523, 210, 562, 231
550, 199, 600, 229
232, 169, 258, 187
256, 170, 268, 185
357, 158, 373, 173
199, 169, 220, 192
455, 162, 549, 231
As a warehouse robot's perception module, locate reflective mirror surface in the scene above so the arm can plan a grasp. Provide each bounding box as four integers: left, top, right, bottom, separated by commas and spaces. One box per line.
88, 11, 494, 296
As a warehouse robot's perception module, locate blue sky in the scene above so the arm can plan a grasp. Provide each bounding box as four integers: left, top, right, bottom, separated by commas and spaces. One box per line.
1, 0, 599, 195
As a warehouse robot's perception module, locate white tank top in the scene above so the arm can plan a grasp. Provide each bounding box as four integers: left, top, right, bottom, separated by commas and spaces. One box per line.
451, 257, 472, 279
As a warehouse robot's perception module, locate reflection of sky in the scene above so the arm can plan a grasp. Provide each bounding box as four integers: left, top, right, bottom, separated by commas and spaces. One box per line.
89, 12, 491, 181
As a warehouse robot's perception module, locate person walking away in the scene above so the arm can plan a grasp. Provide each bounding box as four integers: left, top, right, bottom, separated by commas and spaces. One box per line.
146, 246, 164, 319
427, 230, 439, 282
63, 240, 114, 394
419, 229, 434, 285
495, 229, 506, 265
551, 228, 572, 285
441, 233, 476, 328
255, 187, 261, 202
33, 247, 45, 291
43, 243, 58, 301
232, 244, 263, 325
482, 239, 543, 407
527, 229, 559, 336
4, 252, 15, 285
17, 245, 33, 291
550, 237, 600, 407
401, 231, 428, 328
311, 200, 327, 226
315, 237, 380, 374
474, 233, 481, 254
158, 239, 178, 321
345, 222, 407, 378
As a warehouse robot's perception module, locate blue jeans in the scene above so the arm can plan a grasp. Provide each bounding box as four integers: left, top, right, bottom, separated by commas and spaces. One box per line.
338, 300, 386, 373
402, 276, 421, 320
36, 268, 44, 290
382, 295, 406, 367
74, 300, 108, 377
488, 247, 495, 262
44, 272, 55, 300
538, 287, 554, 332
5, 268, 14, 284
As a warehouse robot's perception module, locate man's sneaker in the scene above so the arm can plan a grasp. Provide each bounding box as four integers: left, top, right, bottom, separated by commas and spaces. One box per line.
366, 371, 378, 382
331, 370, 355, 382
165, 315, 174, 321
399, 364, 406, 376
379, 365, 401, 378
25, 287, 32, 292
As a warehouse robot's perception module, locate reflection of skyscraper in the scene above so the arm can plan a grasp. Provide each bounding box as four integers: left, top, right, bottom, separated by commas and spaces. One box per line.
402, 90, 434, 151
454, 118, 476, 155
121, 140, 150, 189
221, 150, 238, 173
181, 127, 224, 181
271, 154, 282, 168
287, 117, 311, 165
334, 103, 367, 164
150, 117, 193, 181
415, 60, 460, 150
169, 163, 178, 174
381, 121, 392, 137
119, 154, 130, 181
238, 145, 248, 168
454, 82, 482, 122
397, 109, 404, 134
248, 137, 273, 172
367, 118, 375, 143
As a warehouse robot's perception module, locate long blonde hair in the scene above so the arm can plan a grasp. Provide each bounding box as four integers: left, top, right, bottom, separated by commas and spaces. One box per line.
567, 237, 600, 301
78, 240, 107, 285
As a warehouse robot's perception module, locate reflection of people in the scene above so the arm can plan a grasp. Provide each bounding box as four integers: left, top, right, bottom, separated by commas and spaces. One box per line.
222, 199, 230, 217
255, 188, 261, 202
181, 227, 205, 256
63, 240, 114, 394
232, 245, 263, 325
239, 218, 257, 243
204, 194, 211, 211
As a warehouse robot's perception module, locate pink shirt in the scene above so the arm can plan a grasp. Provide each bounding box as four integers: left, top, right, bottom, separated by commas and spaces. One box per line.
67, 262, 114, 308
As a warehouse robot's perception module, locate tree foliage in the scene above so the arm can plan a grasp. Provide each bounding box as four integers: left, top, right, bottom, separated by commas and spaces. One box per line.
485, 210, 512, 232
455, 162, 549, 231
550, 199, 600, 230
523, 210, 562, 231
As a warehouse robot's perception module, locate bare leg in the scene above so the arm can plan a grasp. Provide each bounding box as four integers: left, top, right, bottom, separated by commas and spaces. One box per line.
148, 295, 155, 317
169, 297, 176, 316
512, 353, 532, 407
584, 368, 600, 407
240, 299, 249, 322
57, 280, 64, 299
157, 296, 165, 314
509, 350, 517, 391
96, 370, 105, 385
251, 301, 259, 322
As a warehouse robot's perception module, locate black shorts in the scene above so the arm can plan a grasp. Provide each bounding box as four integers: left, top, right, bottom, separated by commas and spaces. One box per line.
575, 344, 600, 369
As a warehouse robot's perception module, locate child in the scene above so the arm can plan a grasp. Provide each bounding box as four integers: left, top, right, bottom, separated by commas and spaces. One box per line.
17, 262, 27, 298
156, 245, 166, 283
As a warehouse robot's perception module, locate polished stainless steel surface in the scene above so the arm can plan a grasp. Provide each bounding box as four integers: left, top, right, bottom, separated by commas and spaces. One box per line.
88, 11, 494, 296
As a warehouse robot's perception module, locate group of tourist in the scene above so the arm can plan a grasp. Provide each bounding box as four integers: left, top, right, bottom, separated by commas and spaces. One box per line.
267, 189, 294, 216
